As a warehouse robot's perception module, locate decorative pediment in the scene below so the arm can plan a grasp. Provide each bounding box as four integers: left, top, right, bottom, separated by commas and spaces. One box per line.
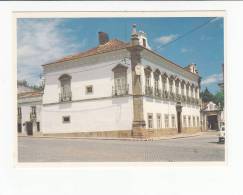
59, 74, 72, 80
112, 63, 128, 72
144, 65, 152, 72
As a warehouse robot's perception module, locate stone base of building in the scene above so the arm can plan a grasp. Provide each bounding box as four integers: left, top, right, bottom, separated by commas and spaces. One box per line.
41, 127, 201, 139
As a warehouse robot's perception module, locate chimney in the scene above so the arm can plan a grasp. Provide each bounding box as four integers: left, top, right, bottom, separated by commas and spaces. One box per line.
98, 32, 109, 45
131, 24, 139, 46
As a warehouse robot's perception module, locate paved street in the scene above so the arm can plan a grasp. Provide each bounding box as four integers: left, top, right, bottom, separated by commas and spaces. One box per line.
18, 132, 225, 162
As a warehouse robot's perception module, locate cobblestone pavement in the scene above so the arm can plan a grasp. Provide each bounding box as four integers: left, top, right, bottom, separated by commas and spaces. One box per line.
18, 132, 225, 162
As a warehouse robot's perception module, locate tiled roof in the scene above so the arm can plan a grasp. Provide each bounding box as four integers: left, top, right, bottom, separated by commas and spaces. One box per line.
44, 39, 129, 66
18, 91, 43, 98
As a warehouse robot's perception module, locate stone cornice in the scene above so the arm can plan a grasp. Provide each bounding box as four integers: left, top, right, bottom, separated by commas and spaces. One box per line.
43, 49, 130, 74
141, 48, 199, 82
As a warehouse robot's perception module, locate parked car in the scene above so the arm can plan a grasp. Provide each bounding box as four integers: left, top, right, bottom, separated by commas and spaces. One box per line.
218, 125, 225, 143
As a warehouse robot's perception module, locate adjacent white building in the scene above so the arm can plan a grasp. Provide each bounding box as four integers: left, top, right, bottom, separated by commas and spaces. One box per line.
39, 25, 201, 138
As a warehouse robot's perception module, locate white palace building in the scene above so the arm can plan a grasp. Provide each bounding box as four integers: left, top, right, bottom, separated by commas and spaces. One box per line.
18, 25, 201, 139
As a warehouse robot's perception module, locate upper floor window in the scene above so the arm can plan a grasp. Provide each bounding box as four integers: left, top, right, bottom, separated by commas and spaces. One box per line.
175, 79, 180, 95
186, 84, 189, 97
142, 38, 147, 47
154, 70, 160, 91
181, 82, 185, 96
169, 79, 173, 93
112, 64, 128, 96
59, 74, 72, 102
162, 74, 167, 91
18, 107, 22, 118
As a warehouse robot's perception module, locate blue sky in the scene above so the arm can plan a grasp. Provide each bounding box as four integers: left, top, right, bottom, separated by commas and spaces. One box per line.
17, 17, 224, 94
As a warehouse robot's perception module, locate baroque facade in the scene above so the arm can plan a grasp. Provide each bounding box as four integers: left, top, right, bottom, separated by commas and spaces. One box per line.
19, 25, 202, 139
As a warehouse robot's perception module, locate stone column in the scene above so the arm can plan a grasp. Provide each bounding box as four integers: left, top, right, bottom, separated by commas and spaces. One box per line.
127, 29, 146, 138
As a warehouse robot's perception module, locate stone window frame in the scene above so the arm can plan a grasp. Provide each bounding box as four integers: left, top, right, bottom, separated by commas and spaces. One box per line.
112, 63, 128, 93
153, 69, 161, 91
156, 113, 162, 129
147, 113, 153, 129
186, 82, 190, 97
161, 73, 168, 91
175, 78, 180, 95
85, 85, 93, 95
144, 66, 152, 87
62, 116, 71, 123
169, 75, 175, 93
164, 114, 169, 128
59, 74, 72, 101
18, 107, 22, 118
181, 80, 186, 96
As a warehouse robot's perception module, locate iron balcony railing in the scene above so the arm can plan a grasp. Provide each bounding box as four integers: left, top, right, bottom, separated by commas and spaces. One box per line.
112, 84, 129, 96
59, 91, 72, 102
145, 86, 153, 96
154, 88, 162, 98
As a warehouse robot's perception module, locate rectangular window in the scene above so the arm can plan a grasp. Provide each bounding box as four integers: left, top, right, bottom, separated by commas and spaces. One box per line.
145, 75, 151, 87
188, 116, 191, 127
63, 116, 70, 123
142, 38, 146, 47
197, 116, 199, 127
164, 114, 169, 128
183, 115, 187, 127
171, 115, 176, 128
156, 114, 161, 129
193, 116, 195, 127
162, 79, 166, 91
86, 85, 93, 94
147, 113, 153, 129
31, 106, 36, 115
18, 107, 22, 117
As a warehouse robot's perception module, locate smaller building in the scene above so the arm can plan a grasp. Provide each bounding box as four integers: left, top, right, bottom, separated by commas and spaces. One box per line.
201, 101, 222, 131
17, 91, 43, 135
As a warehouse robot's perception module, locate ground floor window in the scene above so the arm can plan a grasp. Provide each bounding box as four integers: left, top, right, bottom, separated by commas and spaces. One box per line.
188, 116, 191, 127
193, 116, 196, 127
171, 115, 176, 128
197, 116, 200, 127
164, 114, 169, 128
147, 113, 153, 129
63, 116, 70, 123
183, 115, 187, 127
157, 114, 161, 129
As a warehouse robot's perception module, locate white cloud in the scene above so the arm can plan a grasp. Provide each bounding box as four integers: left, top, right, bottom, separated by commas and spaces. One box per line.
155, 34, 178, 45
201, 73, 223, 86
17, 19, 86, 85
181, 48, 190, 53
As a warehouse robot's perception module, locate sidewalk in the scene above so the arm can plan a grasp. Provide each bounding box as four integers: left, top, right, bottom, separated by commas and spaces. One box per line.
19, 131, 207, 141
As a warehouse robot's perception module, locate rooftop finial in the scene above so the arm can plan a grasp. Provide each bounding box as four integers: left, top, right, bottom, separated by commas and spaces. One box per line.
132, 24, 137, 35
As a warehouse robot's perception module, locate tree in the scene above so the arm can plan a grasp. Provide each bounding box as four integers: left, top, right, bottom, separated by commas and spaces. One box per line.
201, 87, 214, 102
213, 91, 224, 109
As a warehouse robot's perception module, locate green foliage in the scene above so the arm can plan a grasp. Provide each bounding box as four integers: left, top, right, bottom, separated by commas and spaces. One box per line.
213, 91, 224, 109
200, 88, 224, 109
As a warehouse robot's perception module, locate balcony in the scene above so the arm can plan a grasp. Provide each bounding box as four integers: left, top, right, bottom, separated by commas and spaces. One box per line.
175, 93, 181, 102
154, 88, 162, 98
145, 86, 153, 96
112, 84, 129, 96
162, 90, 169, 99
30, 112, 36, 121
59, 91, 72, 102
169, 92, 175, 101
